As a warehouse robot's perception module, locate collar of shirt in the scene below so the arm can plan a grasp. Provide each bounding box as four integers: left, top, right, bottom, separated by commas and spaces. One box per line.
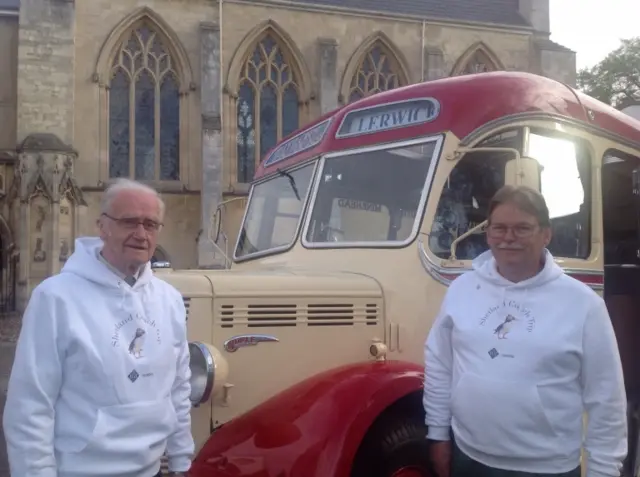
96, 249, 140, 283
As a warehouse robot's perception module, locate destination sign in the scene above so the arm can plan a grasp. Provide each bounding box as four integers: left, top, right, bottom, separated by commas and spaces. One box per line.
336, 97, 440, 138
264, 118, 331, 167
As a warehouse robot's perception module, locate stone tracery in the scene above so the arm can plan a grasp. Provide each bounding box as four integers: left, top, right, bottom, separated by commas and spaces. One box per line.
348, 41, 407, 102
236, 33, 301, 183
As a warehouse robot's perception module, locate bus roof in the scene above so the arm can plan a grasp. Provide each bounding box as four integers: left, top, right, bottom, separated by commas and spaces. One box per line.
254, 71, 640, 181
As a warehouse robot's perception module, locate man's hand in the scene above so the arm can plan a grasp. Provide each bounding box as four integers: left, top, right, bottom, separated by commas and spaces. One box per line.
429, 440, 452, 477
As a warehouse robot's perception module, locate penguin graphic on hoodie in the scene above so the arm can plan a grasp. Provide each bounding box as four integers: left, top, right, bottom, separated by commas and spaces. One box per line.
129, 328, 146, 358
494, 314, 516, 339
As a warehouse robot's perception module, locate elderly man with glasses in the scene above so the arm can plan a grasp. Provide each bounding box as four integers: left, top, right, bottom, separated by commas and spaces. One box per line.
424, 185, 627, 477
3, 178, 194, 477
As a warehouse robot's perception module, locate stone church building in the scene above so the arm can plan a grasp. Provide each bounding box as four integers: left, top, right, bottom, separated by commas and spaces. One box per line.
0, 0, 574, 313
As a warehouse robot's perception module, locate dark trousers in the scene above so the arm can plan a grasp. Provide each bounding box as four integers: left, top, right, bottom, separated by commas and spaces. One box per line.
452, 441, 581, 477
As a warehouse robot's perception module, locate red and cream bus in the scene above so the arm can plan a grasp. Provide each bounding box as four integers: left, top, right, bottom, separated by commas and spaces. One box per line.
159, 71, 640, 477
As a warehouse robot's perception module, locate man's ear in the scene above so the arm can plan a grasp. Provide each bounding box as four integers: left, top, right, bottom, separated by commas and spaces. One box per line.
97, 217, 108, 240
542, 226, 552, 247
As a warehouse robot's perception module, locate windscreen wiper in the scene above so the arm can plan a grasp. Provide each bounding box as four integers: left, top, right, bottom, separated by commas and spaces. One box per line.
277, 168, 301, 201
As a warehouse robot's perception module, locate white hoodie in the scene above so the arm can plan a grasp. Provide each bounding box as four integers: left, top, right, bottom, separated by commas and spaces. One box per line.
423, 249, 627, 476
3, 237, 194, 477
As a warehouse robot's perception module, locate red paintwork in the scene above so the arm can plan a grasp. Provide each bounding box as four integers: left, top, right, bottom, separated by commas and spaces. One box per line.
188, 360, 424, 477
254, 71, 640, 180
566, 272, 604, 287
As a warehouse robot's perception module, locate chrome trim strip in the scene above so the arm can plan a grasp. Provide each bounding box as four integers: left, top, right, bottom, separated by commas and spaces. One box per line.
418, 238, 604, 290
417, 238, 453, 286
223, 334, 280, 353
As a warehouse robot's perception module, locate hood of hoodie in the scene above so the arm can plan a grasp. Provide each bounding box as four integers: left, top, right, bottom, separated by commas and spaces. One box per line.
471, 248, 563, 289
61, 237, 153, 289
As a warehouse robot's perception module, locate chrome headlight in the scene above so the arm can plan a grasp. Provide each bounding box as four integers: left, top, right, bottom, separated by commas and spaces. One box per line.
188, 341, 228, 406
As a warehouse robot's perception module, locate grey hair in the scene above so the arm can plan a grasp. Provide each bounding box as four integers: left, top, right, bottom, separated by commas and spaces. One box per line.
101, 178, 165, 219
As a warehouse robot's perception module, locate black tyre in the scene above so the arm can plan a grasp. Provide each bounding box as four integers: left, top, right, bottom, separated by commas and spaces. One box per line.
351, 413, 436, 477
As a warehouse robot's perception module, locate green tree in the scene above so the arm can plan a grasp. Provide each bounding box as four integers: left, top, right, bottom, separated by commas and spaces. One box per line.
577, 37, 640, 109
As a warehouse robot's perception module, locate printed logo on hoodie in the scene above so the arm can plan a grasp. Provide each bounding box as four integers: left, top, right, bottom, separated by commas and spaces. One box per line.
479, 299, 536, 339
479, 299, 537, 360
112, 313, 162, 350
112, 313, 164, 383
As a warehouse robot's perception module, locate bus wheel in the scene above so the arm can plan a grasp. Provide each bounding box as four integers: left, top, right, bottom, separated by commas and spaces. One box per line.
351, 414, 435, 477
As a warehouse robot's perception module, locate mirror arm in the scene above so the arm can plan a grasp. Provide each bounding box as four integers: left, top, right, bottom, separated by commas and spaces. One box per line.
448, 220, 488, 261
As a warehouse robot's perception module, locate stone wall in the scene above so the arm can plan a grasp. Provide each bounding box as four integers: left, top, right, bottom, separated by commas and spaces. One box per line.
537, 40, 577, 86
16, 0, 75, 146
0, 16, 17, 151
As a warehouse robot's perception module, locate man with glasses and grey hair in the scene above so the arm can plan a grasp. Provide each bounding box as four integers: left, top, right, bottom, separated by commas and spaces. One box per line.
3, 178, 194, 477
424, 185, 627, 477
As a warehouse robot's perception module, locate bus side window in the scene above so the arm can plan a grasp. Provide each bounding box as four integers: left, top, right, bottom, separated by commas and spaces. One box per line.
429, 130, 520, 260
527, 130, 591, 259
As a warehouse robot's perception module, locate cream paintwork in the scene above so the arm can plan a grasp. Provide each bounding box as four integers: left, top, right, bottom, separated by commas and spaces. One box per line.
157, 122, 640, 467
157, 267, 386, 452
152, 270, 215, 450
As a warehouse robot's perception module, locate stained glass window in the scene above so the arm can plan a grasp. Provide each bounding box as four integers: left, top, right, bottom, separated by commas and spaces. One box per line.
349, 42, 406, 102
236, 34, 300, 183
108, 23, 180, 181
109, 70, 130, 178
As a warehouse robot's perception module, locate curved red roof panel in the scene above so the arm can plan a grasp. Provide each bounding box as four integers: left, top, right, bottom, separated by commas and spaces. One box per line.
254, 71, 640, 180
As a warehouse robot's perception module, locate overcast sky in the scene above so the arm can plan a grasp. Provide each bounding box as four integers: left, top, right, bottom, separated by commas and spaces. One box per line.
549, 0, 639, 70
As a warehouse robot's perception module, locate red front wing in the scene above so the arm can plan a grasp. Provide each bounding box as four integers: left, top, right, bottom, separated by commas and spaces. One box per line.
188, 360, 424, 477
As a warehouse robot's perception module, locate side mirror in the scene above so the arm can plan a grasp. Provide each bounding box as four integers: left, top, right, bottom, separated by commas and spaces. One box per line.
504, 156, 541, 189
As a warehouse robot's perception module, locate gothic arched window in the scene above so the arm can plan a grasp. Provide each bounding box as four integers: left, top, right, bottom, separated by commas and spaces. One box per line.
109, 24, 180, 181
461, 50, 499, 75
348, 42, 405, 103
236, 34, 300, 183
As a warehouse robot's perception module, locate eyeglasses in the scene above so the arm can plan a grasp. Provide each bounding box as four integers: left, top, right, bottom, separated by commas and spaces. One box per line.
486, 223, 538, 239
102, 213, 163, 232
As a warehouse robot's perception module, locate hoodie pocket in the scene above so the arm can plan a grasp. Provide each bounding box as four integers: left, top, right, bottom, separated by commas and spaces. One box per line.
451, 372, 558, 458
56, 398, 178, 475
66, 398, 176, 454
90, 397, 178, 448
